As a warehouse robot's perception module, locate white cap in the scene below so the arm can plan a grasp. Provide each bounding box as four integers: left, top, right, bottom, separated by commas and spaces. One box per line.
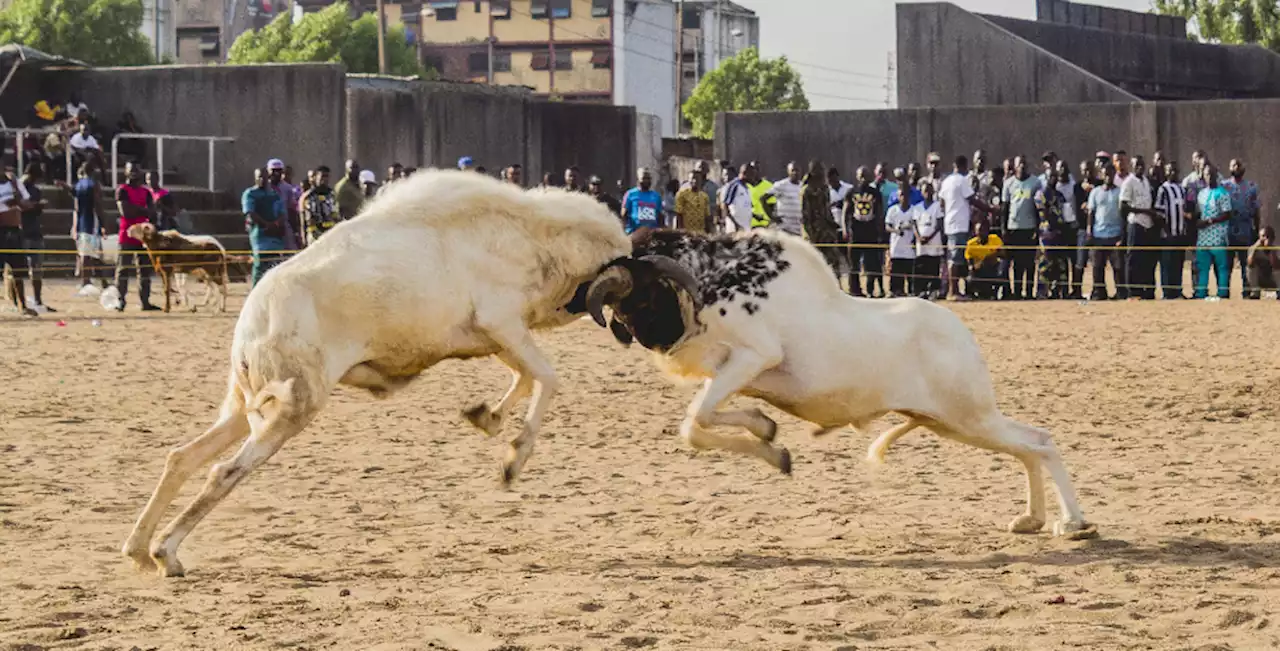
359, 169, 376, 184
267, 158, 284, 170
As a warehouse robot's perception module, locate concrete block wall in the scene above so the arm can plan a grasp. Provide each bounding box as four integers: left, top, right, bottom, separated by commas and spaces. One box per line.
716, 99, 1280, 230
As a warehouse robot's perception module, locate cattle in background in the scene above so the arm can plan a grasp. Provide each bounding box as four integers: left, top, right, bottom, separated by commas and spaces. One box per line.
126, 222, 230, 313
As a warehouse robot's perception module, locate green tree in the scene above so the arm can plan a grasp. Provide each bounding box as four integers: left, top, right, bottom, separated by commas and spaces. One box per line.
0, 0, 154, 66
1153, 0, 1280, 50
681, 46, 808, 139
229, 1, 430, 77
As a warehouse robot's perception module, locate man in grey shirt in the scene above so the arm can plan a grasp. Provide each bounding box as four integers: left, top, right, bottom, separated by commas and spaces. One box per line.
1001, 155, 1044, 299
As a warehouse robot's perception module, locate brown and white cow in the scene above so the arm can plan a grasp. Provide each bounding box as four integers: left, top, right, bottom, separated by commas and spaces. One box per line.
126, 222, 230, 313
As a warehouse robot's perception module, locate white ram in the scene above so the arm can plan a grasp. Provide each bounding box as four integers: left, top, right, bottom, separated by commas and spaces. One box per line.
584, 228, 1095, 539
121, 169, 695, 577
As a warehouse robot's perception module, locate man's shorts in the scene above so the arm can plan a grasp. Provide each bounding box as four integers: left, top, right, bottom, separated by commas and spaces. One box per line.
22, 236, 44, 279
946, 233, 968, 266
0, 227, 26, 274
76, 232, 103, 258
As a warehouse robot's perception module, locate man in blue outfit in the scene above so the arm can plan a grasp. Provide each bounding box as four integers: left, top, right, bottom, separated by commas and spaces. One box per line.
621, 167, 664, 234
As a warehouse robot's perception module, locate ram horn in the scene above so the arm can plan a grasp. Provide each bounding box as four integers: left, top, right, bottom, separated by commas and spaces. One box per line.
585, 265, 634, 328
639, 255, 700, 304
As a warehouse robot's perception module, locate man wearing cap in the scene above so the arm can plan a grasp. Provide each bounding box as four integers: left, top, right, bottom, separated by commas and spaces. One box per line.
333, 159, 364, 221
587, 175, 621, 216
359, 169, 378, 197
243, 166, 287, 287
923, 152, 944, 193
267, 158, 301, 251
458, 156, 475, 171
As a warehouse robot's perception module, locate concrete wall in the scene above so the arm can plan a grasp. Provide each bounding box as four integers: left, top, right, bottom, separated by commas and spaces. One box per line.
897, 2, 1138, 108
7, 64, 346, 192
717, 99, 1280, 229
983, 15, 1280, 101
1035, 0, 1186, 39
344, 77, 636, 190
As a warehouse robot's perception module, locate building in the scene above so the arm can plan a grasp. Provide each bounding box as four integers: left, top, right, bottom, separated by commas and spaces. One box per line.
140, 0, 178, 62
418, 0, 755, 137
897, 0, 1280, 108
674, 0, 758, 132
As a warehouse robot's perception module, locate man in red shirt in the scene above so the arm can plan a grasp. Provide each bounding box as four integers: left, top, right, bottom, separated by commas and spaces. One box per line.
115, 162, 160, 311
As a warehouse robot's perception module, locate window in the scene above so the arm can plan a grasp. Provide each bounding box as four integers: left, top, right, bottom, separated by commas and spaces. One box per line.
530, 51, 550, 70
468, 52, 489, 73
682, 8, 700, 29
490, 0, 510, 19
493, 50, 512, 72
554, 49, 572, 70
530, 0, 547, 18
473, 0, 481, 11
435, 7, 457, 19
590, 49, 611, 69
550, 0, 570, 18
591, 0, 610, 17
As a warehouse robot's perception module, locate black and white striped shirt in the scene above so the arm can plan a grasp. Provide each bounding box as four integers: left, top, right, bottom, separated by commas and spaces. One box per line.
1155, 181, 1187, 237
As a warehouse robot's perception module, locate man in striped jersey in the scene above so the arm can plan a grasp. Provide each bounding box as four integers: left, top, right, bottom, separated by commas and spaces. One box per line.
1155, 160, 1191, 299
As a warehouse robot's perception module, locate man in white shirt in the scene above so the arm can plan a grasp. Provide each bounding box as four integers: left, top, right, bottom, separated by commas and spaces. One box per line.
827, 167, 854, 241
68, 123, 102, 170
937, 154, 993, 300
884, 186, 917, 297
721, 163, 755, 233
763, 161, 803, 236
1154, 160, 1189, 299
1118, 150, 1158, 299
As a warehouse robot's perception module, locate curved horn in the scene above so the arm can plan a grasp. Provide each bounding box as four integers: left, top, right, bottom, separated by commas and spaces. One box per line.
585, 266, 634, 328
639, 255, 700, 304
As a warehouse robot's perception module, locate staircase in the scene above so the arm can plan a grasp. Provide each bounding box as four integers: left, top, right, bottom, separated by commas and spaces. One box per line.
32, 168, 252, 280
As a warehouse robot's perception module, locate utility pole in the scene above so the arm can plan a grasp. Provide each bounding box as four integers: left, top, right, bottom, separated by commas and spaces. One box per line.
376, 0, 388, 74
487, 6, 495, 84
675, 0, 684, 135
549, 5, 556, 94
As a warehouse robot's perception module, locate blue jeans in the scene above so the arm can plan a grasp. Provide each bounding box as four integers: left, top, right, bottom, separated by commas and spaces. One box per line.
1194, 247, 1230, 298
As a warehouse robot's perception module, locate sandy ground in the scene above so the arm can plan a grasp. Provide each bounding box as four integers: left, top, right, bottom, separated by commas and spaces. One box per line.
2, 280, 1279, 651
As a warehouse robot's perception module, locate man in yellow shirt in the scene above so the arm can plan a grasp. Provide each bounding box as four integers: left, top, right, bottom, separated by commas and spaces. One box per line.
675, 168, 710, 233
748, 162, 775, 228
965, 220, 1005, 300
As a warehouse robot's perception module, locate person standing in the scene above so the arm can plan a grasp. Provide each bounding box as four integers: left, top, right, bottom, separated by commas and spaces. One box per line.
674, 168, 710, 233
801, 160, 842, 277
587, 175, 622, 217
504, 163, 523, 186
333, 159, 364, 221
114, 162, 159, 311
1001, 155, 1044, 300
1154, 160, 1190, 299
913, 180, 946, 299
1054, 161, 1087, 299
70, 163, 106, 290
939, 155, 992, 301
763, 161, 804, 236
694, 160, 720, 227
1247, 226, 1279, 298
145, 171, 180, 231
299, 165, 337, 246
748, 164, 774, 229
268, 158, 301, 250
243, 167, 288, 287
1120, 153, 1159, 299
721, 164, 755, 233
827, 166, 854, 242
563, 166, 584, 193
1087, 165, 1124, 300
884, 185, 917, 297
1, 167, 38, 316
18, 163, 55, 312
620, 167, 664, 234
1223, 158, 1261, 298
1194, 163, 1233, 300
359, 169, 379, 198
1036, 178, 1070, 299
845, 166, 884, 297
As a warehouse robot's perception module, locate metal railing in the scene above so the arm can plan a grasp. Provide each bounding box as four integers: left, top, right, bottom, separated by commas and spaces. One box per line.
2, 127, 73, 184
111, 133, 235, 191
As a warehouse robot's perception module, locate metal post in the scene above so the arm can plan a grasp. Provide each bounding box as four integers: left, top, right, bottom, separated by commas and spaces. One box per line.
65, 145, 72, 184
208, 140, 216, 191
16, 129, 25, 179
111, 137, 119, 189
548, 5, 556, 93
157, 137, 165, 187
675, 1, 684, 135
